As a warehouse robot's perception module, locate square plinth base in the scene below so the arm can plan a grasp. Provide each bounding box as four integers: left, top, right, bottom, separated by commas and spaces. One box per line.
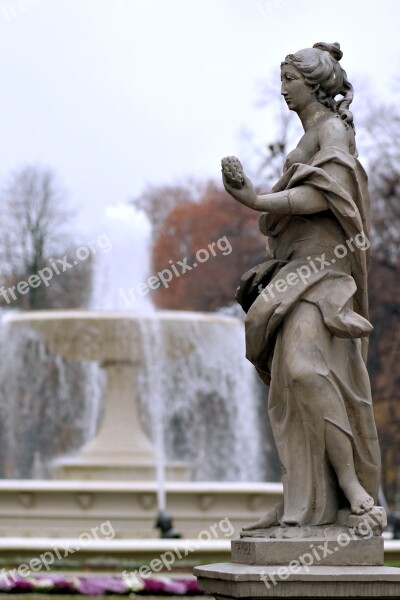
194, 563, 400, 599
232, 535, 384, 566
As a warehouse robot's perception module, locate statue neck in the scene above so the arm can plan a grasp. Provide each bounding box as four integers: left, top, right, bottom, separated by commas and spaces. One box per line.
297, 102, 332, 132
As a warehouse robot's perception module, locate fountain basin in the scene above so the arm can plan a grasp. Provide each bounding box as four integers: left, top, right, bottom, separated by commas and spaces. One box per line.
0, 480, 283, 539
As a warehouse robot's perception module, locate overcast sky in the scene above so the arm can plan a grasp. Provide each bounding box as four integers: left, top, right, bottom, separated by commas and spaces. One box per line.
0, 0, 398, 308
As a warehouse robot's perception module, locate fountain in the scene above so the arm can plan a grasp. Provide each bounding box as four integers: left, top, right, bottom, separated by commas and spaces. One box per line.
0, 308, 283, 545
6, 310, 190, 481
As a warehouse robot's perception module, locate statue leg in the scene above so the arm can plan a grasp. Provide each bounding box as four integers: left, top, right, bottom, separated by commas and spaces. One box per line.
325, 421, 374, 515
270, 300, 376, 525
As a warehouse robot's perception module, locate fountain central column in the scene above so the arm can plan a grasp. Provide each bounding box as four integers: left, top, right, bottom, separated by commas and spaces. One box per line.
85, 360, 152, 457
53, 359, 188, 482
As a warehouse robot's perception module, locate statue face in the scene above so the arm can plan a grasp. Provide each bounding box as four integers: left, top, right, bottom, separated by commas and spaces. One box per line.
280, 64, 315, 112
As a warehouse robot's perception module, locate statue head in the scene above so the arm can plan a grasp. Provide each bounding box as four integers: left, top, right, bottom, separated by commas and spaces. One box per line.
281, 42, 354, 126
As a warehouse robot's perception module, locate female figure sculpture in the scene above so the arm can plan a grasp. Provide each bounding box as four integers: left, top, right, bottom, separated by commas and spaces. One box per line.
222, 42, 381, 528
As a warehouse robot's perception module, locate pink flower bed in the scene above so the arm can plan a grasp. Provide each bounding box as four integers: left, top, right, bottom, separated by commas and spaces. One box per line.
0, 574, 201, 595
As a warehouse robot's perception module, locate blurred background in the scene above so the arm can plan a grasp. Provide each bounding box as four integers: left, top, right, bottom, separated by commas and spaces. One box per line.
0, 0, 399, 590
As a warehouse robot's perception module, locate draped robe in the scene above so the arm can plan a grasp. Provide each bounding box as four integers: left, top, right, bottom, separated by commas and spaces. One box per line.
236, 146, 381, 525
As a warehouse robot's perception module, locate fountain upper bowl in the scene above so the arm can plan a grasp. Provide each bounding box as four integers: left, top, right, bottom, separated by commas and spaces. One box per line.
5, 309, 241, 363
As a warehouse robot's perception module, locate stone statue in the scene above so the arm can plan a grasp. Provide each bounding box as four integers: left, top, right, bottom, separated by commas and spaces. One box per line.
195, 43, 397, 597
221, 42, 381, 530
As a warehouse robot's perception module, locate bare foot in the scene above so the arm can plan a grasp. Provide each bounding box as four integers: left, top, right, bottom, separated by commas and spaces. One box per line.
242, 502, 283, 531
342, 478, 374, 515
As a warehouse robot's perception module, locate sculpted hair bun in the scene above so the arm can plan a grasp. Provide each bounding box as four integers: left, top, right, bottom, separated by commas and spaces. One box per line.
313, 41, 343, 62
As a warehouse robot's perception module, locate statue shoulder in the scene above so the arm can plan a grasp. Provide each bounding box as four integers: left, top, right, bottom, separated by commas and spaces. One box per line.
318, 114, 351, 153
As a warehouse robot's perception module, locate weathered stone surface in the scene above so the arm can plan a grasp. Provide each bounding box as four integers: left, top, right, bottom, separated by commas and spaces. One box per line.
195, 563, 400, 598
232, 535, 384, 566
240, 516, 386, 540
347, 506, 387, 534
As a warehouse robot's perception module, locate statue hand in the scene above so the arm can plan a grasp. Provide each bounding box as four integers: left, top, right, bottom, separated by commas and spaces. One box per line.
221, 156, 256, 208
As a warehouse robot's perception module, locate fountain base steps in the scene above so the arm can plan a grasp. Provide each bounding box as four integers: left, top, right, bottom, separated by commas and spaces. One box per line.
0, 539, 399, 572
0, 538, 231, 571
0, 481, 283, 539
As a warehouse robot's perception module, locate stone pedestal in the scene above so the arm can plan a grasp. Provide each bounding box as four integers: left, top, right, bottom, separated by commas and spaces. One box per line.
231, 534, 383, 567
195, 507, 400, 599
195, 563, 400, 598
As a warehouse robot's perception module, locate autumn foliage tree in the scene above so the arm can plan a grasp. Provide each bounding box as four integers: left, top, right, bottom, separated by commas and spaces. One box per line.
148, 182, 267, 312
368, 258, 400, 506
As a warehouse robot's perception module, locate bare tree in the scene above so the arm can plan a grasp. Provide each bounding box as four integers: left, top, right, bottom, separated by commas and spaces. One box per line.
357, 102, 400, 267
0, 165, 92, 310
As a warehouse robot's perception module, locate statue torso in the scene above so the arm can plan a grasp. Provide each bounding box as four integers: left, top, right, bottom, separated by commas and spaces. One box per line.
284, 114, 356, 172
